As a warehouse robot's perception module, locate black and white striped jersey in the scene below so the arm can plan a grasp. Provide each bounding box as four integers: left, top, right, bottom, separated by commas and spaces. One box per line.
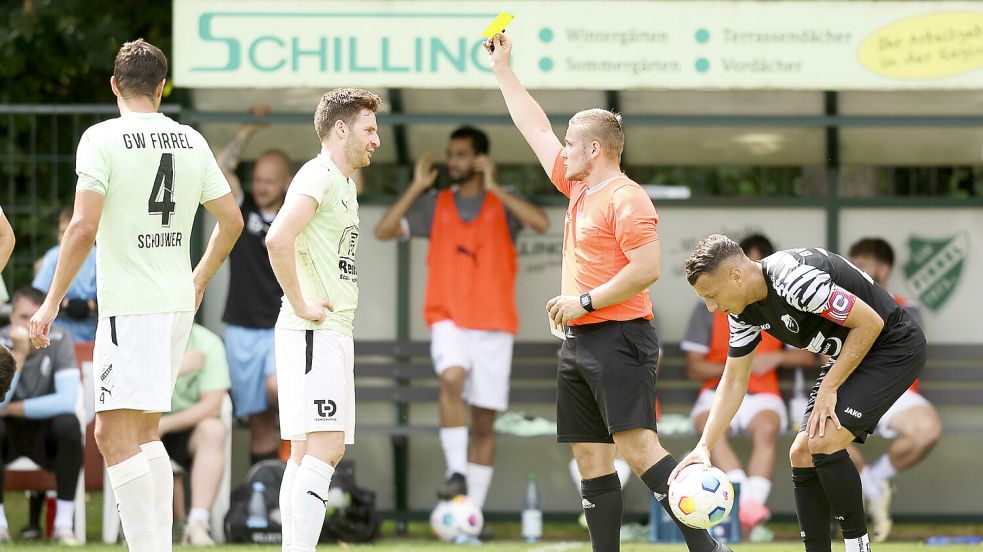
728, 248, 910, 359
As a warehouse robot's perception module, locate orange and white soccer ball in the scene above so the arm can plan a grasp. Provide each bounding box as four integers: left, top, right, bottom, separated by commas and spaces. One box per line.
668, 464, 735, 529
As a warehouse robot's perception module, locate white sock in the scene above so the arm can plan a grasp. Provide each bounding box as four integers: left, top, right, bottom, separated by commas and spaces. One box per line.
860, 466, 883, 502
869, 454, 898, 483
0, 504, 8, 529
614, 458, 631, 489
726, 469, 748, 494
742, 476, 772, 505
141, 441, 174, 552
291, 456, 335, 552
188, 507, 210, 525
845, 533, 871, 552
439, 427, 468, 477
107, 453, 158, 552
466, 463, 494, 509
280, 459, 300, 552
54, 499, 75, 530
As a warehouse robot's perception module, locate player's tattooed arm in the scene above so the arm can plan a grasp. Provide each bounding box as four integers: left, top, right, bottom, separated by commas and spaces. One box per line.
217, 106, 270, 200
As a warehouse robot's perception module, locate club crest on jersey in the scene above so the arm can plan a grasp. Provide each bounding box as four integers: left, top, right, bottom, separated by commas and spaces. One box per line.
821, 286, 855, 324
781, 314, 800, 333
904, 233, 967, 312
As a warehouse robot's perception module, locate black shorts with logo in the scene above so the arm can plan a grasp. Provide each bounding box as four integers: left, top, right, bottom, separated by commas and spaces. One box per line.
556, 318, 660, 443
803, 315, 926, 444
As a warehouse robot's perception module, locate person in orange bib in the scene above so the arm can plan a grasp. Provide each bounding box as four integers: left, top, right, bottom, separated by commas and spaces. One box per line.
846, 237, 940, 543
375, 127, 549, 521
682, 234, 816, 541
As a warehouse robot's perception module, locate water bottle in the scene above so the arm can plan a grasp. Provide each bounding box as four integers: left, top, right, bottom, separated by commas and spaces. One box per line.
521, 474, 542, 543
246, 481, 269, 529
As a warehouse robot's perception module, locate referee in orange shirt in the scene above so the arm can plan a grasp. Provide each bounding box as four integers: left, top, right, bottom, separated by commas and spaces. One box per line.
487, 35, 728, 552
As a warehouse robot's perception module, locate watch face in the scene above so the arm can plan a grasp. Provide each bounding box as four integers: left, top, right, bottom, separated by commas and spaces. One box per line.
581, 295, 590, 308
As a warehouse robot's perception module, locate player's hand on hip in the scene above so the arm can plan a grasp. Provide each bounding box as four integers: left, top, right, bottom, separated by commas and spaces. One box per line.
297, 299, 334, 325
546, 295, 587, 326
484, 33, 512, 70
807, 388, 842, 439
29, 300, 59, 349
411, 153, 438, 191
670, 443, 712, 483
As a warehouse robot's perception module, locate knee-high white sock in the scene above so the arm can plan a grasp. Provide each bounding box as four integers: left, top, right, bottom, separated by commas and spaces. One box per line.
54, 499, 75, 530
141, 441, 174, 552
726, 469, 748, 499
291, 456, 335, 552
107, 453, 158, 552
869, 454, 898, 483
280, 460, 300, 552
466, 463, 493, 509
439, 427, 468, 477
744, 476, 773, 505
614, 458, 632, 489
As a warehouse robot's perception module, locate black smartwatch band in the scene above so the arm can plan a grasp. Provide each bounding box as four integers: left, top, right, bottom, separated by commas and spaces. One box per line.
580, 292, 595, 313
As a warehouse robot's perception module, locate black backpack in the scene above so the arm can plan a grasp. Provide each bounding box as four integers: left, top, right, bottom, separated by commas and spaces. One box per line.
223, 460, 380, 544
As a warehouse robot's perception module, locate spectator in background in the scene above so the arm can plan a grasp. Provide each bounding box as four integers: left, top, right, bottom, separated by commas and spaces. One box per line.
375, 127, 549, 524
847, 237, 940, 543
0, 206, 13, 272
160, 324, 231, 546
0, 287, 81, 544
33, 206, 98, 342
217, 107, 292, 465
681, 234, 816, 541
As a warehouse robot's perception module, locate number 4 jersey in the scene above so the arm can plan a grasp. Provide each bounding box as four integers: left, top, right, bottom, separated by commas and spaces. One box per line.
728, 248, 924, 359
76, 112, 231, 318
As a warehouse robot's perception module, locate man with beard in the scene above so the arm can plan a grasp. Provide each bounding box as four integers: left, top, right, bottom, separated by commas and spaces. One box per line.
375, 126, 549, 519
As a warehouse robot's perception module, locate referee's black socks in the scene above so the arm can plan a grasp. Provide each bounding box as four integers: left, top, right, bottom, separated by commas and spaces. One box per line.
813, 450, 869, 543
581, 472, 623, 552
641, 455, 718, 552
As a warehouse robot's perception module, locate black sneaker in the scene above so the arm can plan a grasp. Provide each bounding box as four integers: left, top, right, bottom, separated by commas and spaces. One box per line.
437, 472, 468, 500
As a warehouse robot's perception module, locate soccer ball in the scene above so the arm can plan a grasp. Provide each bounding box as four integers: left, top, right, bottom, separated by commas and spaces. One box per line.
430, 496, 483, 541
668, 464, 735, 529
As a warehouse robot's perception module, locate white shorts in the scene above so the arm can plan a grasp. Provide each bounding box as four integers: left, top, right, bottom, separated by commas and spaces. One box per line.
690, 388, 788, 435
430, 320, 513, 412
276, 328, 355, 444
93, 312, 195, 413
876, 389, 931, 438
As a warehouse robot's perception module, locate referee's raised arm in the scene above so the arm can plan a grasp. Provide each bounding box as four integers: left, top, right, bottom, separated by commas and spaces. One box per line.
485, 33, 561, 178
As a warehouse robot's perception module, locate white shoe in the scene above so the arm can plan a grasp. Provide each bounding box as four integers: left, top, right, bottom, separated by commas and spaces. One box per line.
867, 483, 893, 543
181, 520, 216, 546
52, 527, 81, 546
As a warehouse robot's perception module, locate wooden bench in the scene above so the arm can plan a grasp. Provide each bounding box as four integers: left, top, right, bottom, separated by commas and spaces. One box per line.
352, 340, 982, 525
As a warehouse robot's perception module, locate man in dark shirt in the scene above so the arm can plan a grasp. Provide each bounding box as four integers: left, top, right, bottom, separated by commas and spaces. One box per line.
676, 234, 926, 552
0, 287, 81, 544
217, 109, 292, 464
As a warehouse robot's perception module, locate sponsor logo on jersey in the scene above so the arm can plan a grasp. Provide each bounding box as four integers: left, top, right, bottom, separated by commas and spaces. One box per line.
314, 399, 338, 420
760, 323, 771, 331
845, 407, 862, 418
781, 314, 800, 333
904, 233, 967, 312
821, 337, 843, 357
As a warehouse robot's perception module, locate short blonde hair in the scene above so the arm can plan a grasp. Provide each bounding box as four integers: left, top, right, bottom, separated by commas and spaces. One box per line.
568, 108, 625, 160
314, 88, 384, 141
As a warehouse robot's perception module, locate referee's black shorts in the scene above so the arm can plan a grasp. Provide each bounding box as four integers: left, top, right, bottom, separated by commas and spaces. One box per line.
556, 318, 660, 443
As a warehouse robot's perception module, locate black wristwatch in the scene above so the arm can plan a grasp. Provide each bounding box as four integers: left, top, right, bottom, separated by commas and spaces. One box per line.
580, 292, 595, 313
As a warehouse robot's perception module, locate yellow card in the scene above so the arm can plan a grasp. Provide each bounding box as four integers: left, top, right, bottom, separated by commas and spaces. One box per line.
482, 12, 515, 38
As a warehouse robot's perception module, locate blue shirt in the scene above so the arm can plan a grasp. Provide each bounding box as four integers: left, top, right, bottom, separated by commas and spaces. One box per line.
32, 245, 98, 341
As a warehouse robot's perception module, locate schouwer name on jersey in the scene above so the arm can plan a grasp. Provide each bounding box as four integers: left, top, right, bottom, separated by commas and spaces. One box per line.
122, 132, 194, 150
138, 232, 183, 249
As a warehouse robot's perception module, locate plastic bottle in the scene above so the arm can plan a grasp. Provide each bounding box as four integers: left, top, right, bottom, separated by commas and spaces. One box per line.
521, 474, 542, 543
246, 481, 269, 529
